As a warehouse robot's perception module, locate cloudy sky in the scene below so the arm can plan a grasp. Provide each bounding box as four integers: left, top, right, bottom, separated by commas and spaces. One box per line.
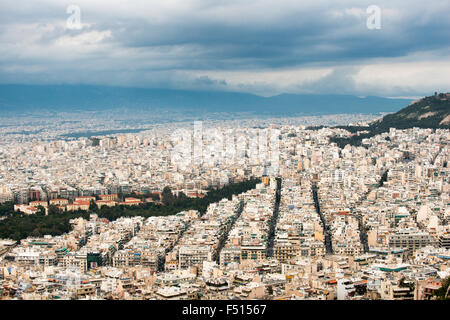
0, 0, 449, 97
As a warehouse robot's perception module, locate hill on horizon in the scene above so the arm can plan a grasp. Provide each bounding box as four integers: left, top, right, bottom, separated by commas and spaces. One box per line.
0, 84, 411, 116
329, 92, 450, 148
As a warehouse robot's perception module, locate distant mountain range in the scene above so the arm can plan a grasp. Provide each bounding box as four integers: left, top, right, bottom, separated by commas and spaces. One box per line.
0, 84, 411, 116
330, 92, 450, 147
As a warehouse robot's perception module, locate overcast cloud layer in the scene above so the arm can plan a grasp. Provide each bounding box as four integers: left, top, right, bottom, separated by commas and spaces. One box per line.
0, 0, 449, 97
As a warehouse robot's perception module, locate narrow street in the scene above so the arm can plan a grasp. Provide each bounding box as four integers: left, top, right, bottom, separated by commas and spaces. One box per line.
354, 169, 390, 253
266, 177, 281, 258
312, 183, 333, 254
215, 200, 245, 264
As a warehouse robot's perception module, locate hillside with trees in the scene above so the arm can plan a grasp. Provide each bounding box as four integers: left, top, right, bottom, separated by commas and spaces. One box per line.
329, 92, 450, 148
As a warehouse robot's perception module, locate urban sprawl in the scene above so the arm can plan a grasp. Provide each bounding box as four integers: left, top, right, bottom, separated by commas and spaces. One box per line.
0, 115, 449, 300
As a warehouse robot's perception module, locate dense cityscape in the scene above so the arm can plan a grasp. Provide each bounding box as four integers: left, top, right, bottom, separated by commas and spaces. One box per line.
0, 110, 448, 300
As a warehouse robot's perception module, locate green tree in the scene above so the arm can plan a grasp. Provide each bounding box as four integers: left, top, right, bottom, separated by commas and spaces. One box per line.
48, 205, 61, 215
36, 205, 46, 216
161, 186, 175, 206
434, 277, 450, 300
89, 200, 99, 212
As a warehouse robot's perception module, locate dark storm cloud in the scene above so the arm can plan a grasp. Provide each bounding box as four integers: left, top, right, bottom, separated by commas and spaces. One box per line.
0, 0, 449, 95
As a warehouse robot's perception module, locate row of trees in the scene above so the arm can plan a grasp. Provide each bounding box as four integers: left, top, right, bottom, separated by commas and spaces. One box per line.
0, 178, 260, 241
90, 178, 260, 220
0, 202, 14, 217
0, 210, 89, 241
